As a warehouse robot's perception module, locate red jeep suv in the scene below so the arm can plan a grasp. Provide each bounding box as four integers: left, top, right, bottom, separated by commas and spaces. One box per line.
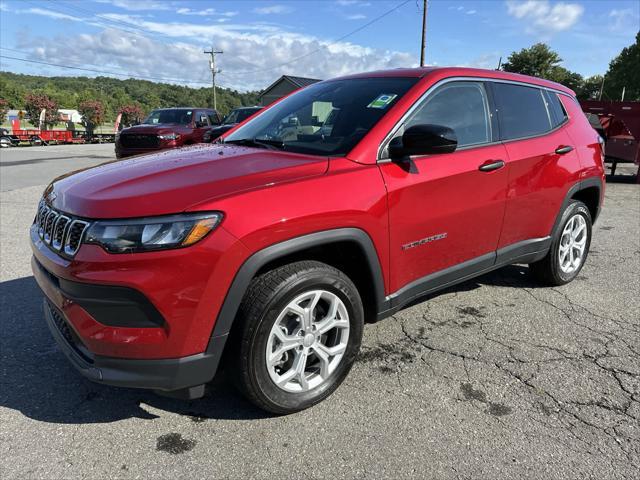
115, 107, 222, 158
31, 68, 605, 414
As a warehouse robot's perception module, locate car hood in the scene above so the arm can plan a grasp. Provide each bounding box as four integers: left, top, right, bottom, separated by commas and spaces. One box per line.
45, 145, 329, 218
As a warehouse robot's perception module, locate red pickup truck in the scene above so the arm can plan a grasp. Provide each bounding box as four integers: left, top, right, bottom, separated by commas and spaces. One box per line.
31, 67, 604, 414
115, 107, 222, 158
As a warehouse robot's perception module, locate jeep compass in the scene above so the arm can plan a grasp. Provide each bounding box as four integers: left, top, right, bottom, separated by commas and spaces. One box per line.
31, 67, 605, 414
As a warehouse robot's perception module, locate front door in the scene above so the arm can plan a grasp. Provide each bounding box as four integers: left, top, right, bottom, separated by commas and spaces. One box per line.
378, 80, 508, 294
193, 111, 210, 143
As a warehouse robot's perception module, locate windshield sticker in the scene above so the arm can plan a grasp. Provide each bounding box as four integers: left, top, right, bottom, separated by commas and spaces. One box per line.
367, 93, 397, 109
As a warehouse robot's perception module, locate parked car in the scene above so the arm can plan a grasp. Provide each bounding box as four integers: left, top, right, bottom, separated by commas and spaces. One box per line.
202, 106, 263, 143
31, 67, 605, 414
115, 107, 222, 158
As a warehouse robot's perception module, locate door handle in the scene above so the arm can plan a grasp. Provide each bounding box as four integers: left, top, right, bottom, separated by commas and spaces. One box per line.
478, 159, 505, 172
555, 145, 574, 155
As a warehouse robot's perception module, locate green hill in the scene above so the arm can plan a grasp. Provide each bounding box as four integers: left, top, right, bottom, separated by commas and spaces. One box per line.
0, 72, 260, 121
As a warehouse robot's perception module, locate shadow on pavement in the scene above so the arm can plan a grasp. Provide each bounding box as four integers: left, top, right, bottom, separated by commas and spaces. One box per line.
0, 264, 541, 424
0, 276, 268, 424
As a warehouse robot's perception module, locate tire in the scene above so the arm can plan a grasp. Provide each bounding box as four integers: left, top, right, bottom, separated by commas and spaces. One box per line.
529, 200, 592, 286
232, 260, 364, 414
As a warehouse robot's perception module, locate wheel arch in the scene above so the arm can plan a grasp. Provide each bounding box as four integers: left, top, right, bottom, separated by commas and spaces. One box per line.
207, 228, 387, 351
551, 177, 603, 238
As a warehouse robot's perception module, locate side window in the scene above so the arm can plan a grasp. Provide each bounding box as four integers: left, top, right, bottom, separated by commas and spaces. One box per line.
196, 111, 209, 127
405, 81, 492, 148
545, 91, 568, 128
208, 111, 220, 125
493, 83, 552, 140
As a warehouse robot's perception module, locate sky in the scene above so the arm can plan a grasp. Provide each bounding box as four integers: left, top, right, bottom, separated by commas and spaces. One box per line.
0, 0, 638, 92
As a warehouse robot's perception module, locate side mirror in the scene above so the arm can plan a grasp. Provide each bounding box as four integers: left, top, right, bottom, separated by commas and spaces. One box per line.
389, 124, 457, 158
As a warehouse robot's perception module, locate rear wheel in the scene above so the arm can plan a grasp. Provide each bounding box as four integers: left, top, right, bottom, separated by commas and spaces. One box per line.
232, 261, 364, 414
529, 200, 592, 285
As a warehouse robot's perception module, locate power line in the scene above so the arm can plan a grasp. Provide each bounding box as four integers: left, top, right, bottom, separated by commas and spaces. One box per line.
25, 0, 172, 41
5, 0, 413, 84
225, 0, 412, 75
0, 53, 211, 85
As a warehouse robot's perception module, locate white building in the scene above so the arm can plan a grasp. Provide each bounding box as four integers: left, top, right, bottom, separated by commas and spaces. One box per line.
58, 109, 82, 123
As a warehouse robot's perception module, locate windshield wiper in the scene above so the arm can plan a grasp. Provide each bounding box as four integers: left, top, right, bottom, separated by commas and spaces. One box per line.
224, 138, 285, 151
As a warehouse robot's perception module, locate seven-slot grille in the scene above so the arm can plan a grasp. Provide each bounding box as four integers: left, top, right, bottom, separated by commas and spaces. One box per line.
35, 200, 90, 257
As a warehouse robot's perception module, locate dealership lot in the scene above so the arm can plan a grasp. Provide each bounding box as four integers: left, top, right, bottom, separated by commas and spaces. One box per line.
0, 144, 638, 479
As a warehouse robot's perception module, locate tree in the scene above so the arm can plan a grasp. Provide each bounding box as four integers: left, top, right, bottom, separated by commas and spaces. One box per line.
578, 75, 604, 100
24, 93, 60, 130
502, 43, 562, 78
0, 71, 259, 122
547, 66, 583, 93
0, 99, 7, 125
118, 104, 145, 127
603, 31, 639, 101
78, 100, 105, 136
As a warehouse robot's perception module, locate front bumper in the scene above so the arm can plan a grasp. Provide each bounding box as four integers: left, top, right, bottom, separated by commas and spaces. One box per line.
29, 217, 247, 396
33, 254, 228, 395
42, 298, 224, 396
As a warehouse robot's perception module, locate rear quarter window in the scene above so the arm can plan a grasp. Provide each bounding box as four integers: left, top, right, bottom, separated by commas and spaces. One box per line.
493, 83, 552, 140
544, 91, 569, 128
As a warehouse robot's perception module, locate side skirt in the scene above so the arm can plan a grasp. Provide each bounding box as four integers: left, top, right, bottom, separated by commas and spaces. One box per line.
376, 236, 550, 321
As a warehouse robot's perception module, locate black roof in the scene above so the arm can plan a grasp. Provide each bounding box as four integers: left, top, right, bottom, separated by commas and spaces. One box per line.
284, 75, 321, 88
260, 75, 322, 97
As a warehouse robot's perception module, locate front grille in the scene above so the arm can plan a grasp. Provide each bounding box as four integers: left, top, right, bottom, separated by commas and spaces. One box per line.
119, 134, 159, 148
46, 301, 93, 363
35, 200, 90, 258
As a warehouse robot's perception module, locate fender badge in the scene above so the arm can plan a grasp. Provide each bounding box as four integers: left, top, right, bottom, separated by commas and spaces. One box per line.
402, 233, 447, 251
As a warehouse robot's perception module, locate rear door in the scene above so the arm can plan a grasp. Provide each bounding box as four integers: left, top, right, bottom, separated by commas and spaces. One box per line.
379, 80, 509, 293
492, 82, 580, 248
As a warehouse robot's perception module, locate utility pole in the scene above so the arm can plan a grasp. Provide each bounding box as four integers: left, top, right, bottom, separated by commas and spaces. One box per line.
204, 47, 223, 110
420, 0, 427, 67
598, 75, 605, 101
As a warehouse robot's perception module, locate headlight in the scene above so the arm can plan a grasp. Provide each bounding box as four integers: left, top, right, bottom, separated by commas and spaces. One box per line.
85, 212, 222, 253
158, 133, 180, 140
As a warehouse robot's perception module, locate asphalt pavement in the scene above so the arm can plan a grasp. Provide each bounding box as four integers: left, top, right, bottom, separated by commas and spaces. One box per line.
0, 144, 638, 479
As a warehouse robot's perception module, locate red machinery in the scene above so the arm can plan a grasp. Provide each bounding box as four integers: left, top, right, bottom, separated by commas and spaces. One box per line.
581, 100, 640, 180
10, 129, 81, 145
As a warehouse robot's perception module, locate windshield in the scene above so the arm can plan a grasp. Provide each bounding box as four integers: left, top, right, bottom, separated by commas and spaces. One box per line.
144, 109, 193, 125
224, 77, 418, 156
224, 108, 261, 125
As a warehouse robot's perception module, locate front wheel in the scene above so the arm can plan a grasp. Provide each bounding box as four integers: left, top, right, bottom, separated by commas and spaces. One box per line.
529, 200, 592, 285
232, 261, 364, 414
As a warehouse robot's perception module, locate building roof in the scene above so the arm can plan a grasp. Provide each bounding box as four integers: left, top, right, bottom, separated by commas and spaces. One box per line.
284, 75, 322, 88
259, 75, 322, 98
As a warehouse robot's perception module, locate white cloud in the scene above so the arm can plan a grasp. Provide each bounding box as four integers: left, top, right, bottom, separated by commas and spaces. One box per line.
94, 0, 170, 11
23, 7, 82, 21
506, 1, 584, 34
346, 14, 367, 20
336, 0, 371, 6
176, 8, 238, 17
253, 5, 292, 15
462, 53, 502, 70
448, 5, 477, 15
177, 8, 215, 16
609, 8, 638, 31
15, 14, 415, 91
